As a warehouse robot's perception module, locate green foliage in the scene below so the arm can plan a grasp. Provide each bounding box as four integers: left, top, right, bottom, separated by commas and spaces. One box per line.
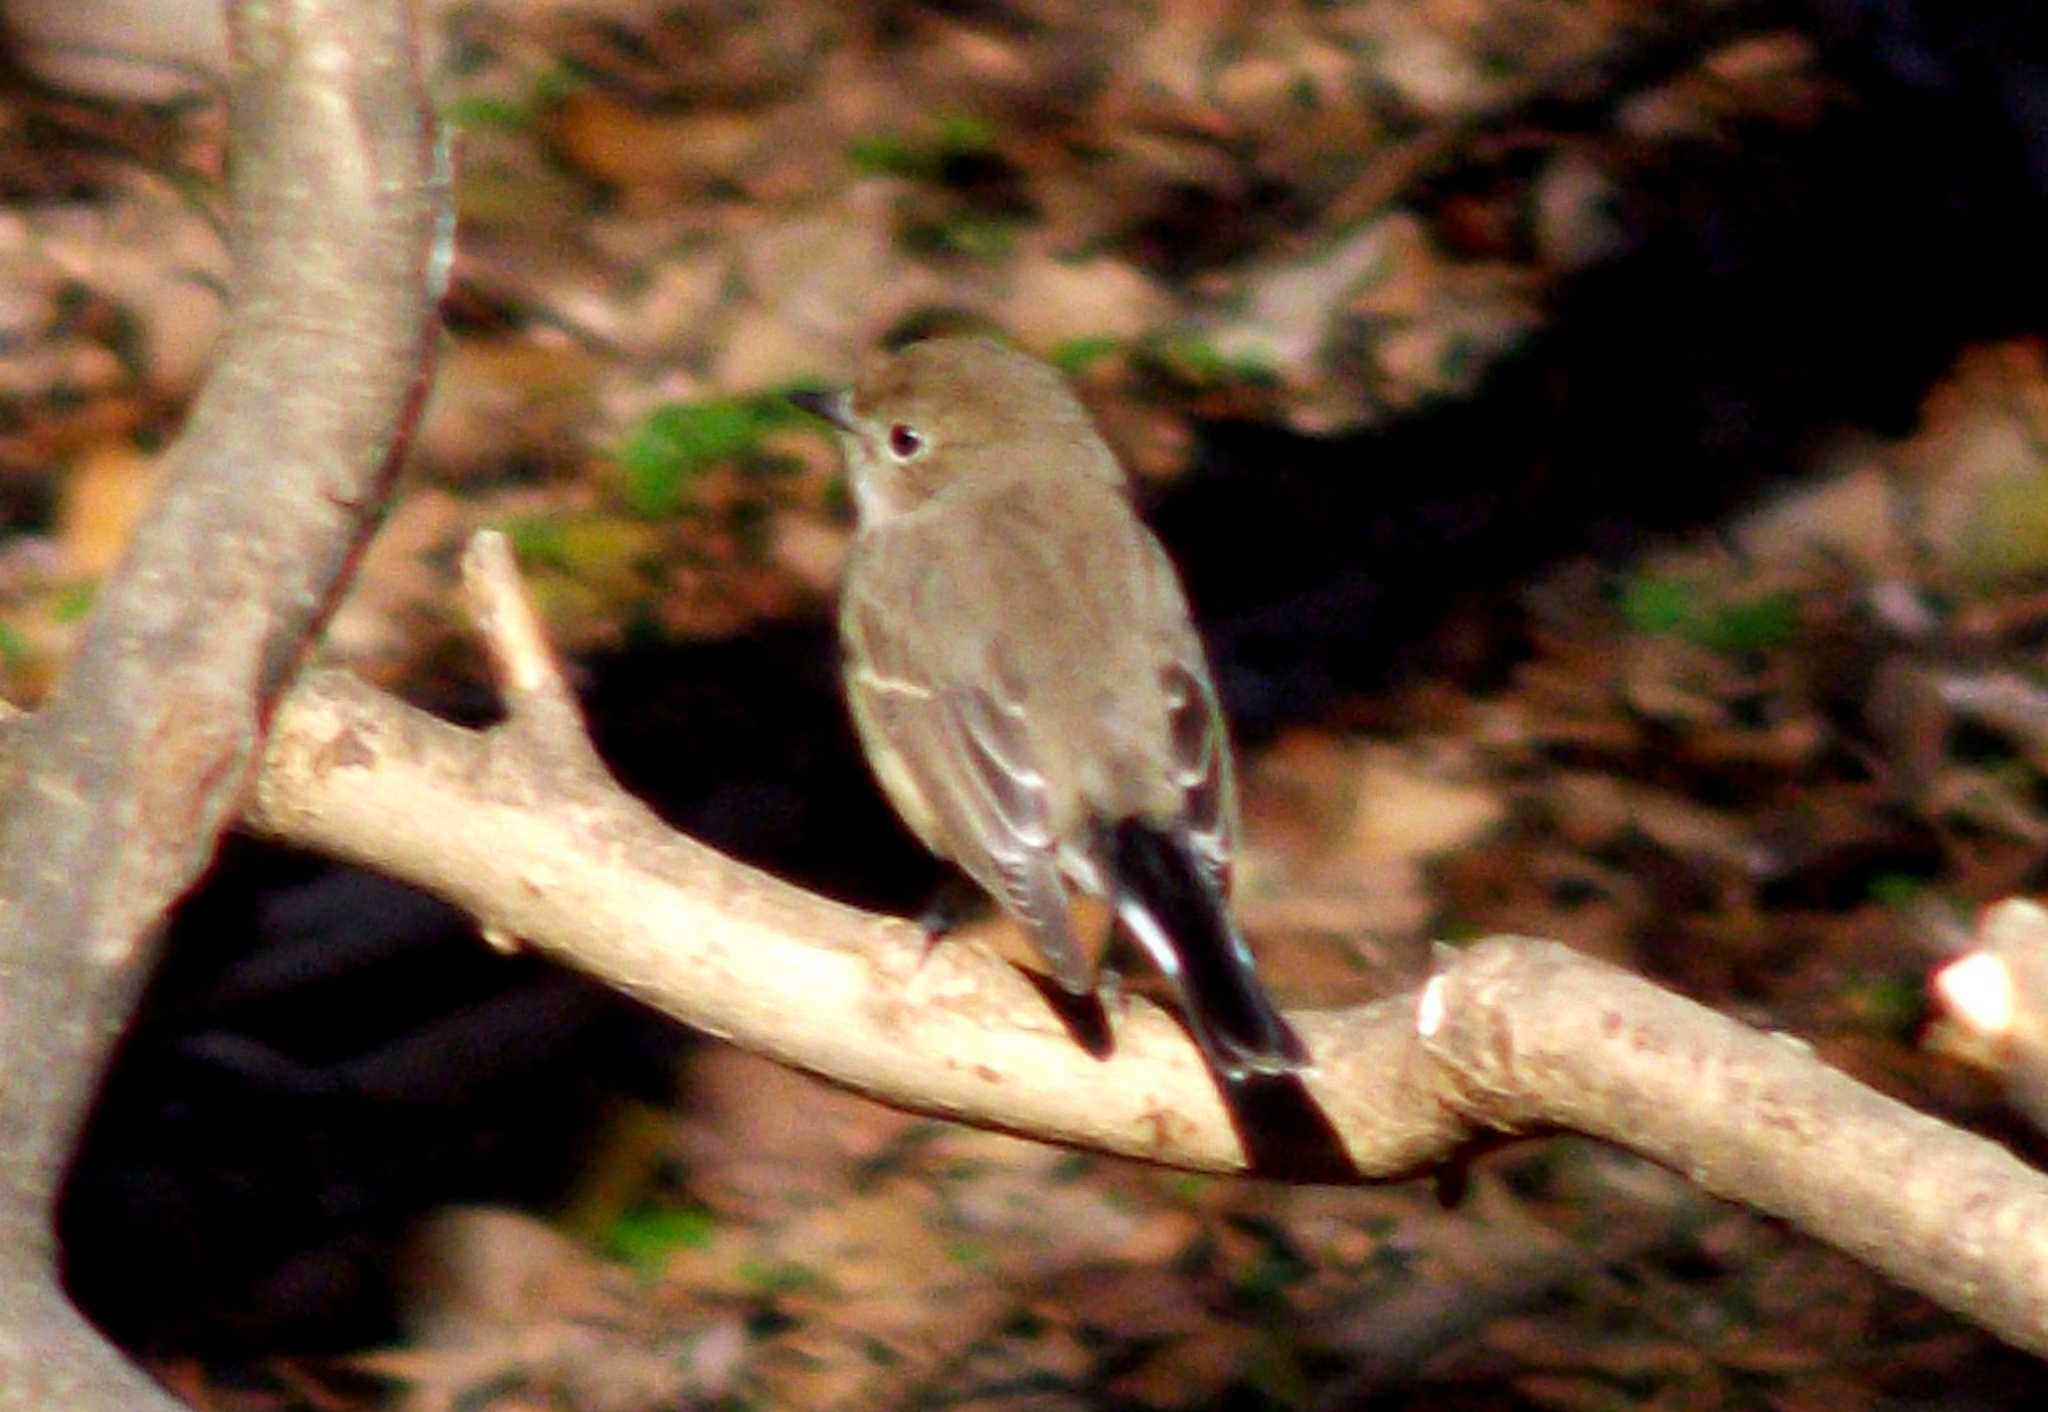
617, 394, 802, 517
848, 110, 1000, 180
1143, 332, 1279, 387
907, 215, 1021, 261
529, 62, 588, 107
846, 133, 922, 178
932, 111, 1000, 154
1843, 974, 1928, 1036
441, 94, 535, 133
1619, 575, 1802, 655
1618, 575, 1693, 635
500, 511, 657, 574
0, 621, 29, 668
738, 1258, 824, 1295
51, 583, 96, 624
602, 1203, 716, 1275
1708, 592, 1801, 654
945, 1240, 994, 1268
1050, 335, 1122, 375
441, 63, 585, 133
1866, 871, 1929, 908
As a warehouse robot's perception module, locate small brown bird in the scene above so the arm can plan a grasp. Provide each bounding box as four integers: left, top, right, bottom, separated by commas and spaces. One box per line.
791, 336, 1308, 1080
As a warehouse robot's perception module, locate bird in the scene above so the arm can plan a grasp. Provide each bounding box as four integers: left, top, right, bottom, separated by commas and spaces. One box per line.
790, 335, 1310, 1081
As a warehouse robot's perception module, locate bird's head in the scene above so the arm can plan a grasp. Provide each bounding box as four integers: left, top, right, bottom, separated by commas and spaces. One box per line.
790, 336, 1121, 525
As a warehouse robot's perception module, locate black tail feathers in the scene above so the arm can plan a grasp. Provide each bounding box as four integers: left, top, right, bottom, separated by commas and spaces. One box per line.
1105, 819, 1310, 1080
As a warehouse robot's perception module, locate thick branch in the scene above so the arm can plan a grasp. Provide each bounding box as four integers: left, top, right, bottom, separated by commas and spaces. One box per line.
0, 1, 444, 1404
241, 532, 2048, 1357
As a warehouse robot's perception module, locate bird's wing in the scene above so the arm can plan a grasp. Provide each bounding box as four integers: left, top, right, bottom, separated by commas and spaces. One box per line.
841, 544, 1096, 992
1142, 538, 1240, 898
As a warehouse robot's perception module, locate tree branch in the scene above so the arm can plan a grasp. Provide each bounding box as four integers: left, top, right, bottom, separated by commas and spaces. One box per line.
242, 530, 2048, 1358
0, 1, 445, 1404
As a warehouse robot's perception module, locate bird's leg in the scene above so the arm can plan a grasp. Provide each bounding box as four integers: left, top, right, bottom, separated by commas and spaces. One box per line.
1093, 965, 1122, 1021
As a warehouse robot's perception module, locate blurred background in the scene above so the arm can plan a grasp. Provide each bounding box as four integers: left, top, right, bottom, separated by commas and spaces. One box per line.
3, 0, 2048, 1406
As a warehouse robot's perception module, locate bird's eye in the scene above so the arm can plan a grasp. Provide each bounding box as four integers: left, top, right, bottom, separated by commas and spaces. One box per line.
887, 424, 925, 460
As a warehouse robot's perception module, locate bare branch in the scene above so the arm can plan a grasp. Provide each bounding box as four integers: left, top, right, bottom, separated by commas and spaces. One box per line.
243, 531, 2048, 1358
0, 0, 445, 1403
1422, 943, 2048, 1356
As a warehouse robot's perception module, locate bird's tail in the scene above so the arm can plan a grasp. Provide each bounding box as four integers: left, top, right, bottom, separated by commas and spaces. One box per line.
1105, 819, 1310, 1080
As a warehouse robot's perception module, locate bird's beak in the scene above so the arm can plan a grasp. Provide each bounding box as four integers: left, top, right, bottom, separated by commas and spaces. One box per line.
786, 386, 855, 432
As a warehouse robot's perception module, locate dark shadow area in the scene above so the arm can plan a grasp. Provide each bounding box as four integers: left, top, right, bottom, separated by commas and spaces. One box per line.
1164, 5, 2048, 740
1228, 1072, 1362, 1183
58, 844, 681, 1355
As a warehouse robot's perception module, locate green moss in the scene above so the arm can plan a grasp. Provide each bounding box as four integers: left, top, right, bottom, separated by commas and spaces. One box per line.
738, 1258, 824, 1295
529, 62, 588, 107
1705, 592, 1800, 654
1618, 575, 1696, 636
51, 583, 97, 624
846, 134, 925, 179
602, 1203, 716, 1275
905, 215, 1022, 261
931, 110, 999, 155
946, 1240, 993, 1268
1050, 335, 1122, 375
1143, 332, 1279, 387
1619, 574, 1801, 655
617, 394, 800, 517
1866, 872, 1929, 908
500, 511, 657, 575
848, 109, 1000, 180
1843, 974, 1928, 1036
441, 94, 535, 133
